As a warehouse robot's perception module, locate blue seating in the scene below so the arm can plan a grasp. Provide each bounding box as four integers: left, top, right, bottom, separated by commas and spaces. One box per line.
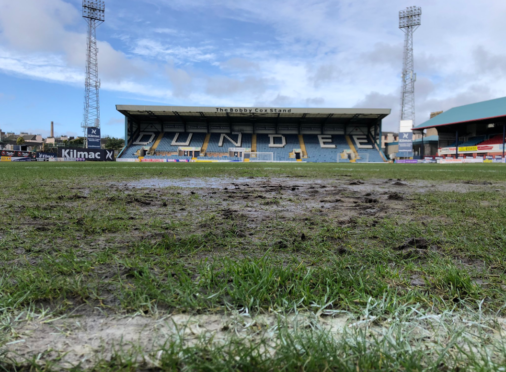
442, 136, 486, 153
256, 134, 299, 161
121, 145, 145, 159
122, 133, 385, 162
206, 134, 252, 154
458, 136, 486, 147
304, 135, 348, 163
303, 135, 385, 162
121, 133, 158, 159
156, 133, 207, 153
350, 135, 384, 162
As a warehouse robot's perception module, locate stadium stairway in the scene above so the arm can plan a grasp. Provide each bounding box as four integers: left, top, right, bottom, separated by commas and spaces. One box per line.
201, 134, 211, 154
298, 135, 308, 158
369, 134, 388, 162
121, 132, 159, 159
121, 145, 145, 159
149, 133, 165, 155
350, 135, 384, 163
303, 135, 354, 163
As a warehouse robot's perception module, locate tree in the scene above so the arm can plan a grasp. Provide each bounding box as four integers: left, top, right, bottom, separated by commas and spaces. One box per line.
70, 137, 84, 146
105, 137, 125, 151
16, 137, 25, 145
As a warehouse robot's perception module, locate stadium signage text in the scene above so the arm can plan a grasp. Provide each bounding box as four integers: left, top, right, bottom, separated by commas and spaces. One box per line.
216, 108, 293, 114
439, 144, 505, 155
87, 127, 101, 149
58, 148, 114, 161
398, 132, 413, 153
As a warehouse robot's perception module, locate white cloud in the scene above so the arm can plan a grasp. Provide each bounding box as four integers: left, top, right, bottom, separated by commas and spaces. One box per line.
0, 0, 149, 85
132, 39, 215, 64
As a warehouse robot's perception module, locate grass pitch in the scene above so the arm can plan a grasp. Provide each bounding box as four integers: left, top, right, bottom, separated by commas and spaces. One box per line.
1, 162, 506, 371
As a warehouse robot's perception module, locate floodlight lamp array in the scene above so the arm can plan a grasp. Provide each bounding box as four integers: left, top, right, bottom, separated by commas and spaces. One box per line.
83, 0, 105, 22
399, 6, 421, 29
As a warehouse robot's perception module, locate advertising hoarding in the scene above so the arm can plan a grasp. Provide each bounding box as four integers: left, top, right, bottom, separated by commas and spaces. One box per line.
58, 148, 114, 161
87, 127, 101, 149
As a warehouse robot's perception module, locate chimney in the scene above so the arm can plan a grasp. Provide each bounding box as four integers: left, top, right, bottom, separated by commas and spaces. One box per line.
51, 121, 54, 138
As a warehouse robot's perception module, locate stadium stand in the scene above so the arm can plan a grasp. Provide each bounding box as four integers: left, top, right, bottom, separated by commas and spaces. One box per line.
350, 135, 384, 163
304, 135, 347, 163
156, 133, 207, 153
122, 145, 146, 159
479, 134, 506, 146
117, 106, 390, 162
441, 135, 497, 152
256, 134, 300, 161
457, 136, 486, 147
121, 132, 386, 162
121, 132, 158, 159
205, 134, 253, 155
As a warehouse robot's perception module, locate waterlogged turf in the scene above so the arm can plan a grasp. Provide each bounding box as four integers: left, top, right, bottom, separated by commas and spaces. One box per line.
1, 162, 506, 370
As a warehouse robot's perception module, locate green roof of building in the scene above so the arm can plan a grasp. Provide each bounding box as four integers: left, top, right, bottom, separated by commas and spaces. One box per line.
415, 97, 506, 130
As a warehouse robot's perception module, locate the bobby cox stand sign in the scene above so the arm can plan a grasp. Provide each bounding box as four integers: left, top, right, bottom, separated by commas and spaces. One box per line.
87, 127, 101, 149
58, 148, 114, 161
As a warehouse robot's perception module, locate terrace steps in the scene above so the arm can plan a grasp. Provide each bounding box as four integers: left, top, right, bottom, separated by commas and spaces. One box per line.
298, 135, 307, 158
149, 132, 165, 155
201, 134, 211, 154
345, 136, 358, 163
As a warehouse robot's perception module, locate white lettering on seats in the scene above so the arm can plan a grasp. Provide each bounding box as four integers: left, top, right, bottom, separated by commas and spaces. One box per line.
318, 135, 336, 149
219, 133, 242, 147
133, 132, 156, 145
171, 133, 193, 146
268, 135, 286, 148
353, 135, 373, 149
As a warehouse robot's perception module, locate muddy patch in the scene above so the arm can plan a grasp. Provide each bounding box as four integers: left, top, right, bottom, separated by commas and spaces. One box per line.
125, 177, 256, 189
122, 177, 501, 195
113, 177, 506, 233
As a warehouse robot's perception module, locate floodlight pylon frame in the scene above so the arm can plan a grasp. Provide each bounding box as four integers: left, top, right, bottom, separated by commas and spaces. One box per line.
82, 0, 105, 135
399, 6, 421, 124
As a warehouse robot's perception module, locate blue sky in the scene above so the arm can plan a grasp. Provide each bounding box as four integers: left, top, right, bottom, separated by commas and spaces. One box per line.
1, 0, 506, 138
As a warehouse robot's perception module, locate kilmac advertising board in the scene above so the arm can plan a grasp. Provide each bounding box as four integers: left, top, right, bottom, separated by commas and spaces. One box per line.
87, 127, 101, 149
58, 148, 114, 161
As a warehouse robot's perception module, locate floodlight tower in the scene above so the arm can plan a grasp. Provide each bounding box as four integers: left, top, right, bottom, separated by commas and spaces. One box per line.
82, 0, 105, 135
399, 6, 421, 124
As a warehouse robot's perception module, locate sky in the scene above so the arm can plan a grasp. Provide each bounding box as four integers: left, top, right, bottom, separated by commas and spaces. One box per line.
0, 0, 505, 139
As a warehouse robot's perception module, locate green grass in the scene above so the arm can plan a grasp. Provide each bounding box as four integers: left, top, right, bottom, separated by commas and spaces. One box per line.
1, 162, 506, 182
1, 162, 506, 370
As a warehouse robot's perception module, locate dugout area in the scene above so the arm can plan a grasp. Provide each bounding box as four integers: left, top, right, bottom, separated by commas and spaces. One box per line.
116, 106, 390, 163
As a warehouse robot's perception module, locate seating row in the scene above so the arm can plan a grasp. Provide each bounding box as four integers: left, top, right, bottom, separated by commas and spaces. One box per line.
120, 133, 385, 162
